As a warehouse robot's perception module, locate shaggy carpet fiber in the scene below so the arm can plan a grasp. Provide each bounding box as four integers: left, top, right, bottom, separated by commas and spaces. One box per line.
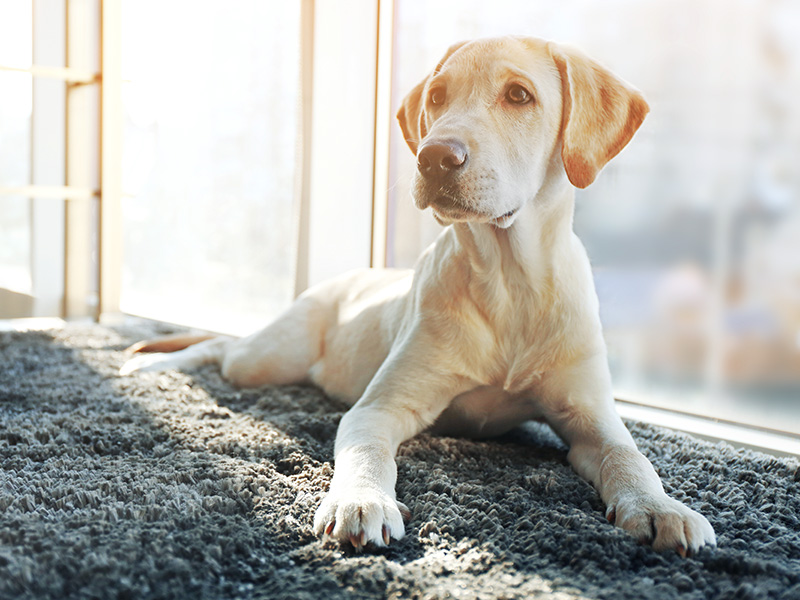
1, 321, 800, 600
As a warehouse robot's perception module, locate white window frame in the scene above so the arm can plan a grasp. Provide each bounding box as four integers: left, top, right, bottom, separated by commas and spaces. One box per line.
0, 0, 117, 320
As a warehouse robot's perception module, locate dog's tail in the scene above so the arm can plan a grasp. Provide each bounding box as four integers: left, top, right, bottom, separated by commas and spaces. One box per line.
126, 333, 217, 354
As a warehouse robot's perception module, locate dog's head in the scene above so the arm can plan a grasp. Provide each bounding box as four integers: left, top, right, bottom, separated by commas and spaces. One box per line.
397, 36, 649, 228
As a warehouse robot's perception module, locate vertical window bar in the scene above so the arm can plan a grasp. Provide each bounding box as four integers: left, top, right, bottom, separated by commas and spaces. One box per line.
98, 0, 122, 319
370, 0, 395, 269
63, 0, 100, 318
293, 0, 314, 297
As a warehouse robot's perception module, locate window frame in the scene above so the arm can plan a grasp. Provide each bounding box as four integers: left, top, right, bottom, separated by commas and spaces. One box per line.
0, 0, 118, 320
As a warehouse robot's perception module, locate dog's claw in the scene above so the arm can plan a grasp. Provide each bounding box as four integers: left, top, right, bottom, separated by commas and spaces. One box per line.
346, 531, 367, 551
325, 520, 335, 536
606, 507, 616, 524
677, 544, 688, 558
382, 524, 391, 546
398, 502, 412, 524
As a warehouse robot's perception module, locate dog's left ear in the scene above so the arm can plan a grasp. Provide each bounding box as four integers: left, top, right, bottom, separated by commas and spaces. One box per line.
397, 41, 468, 155
548, 43, 649, 189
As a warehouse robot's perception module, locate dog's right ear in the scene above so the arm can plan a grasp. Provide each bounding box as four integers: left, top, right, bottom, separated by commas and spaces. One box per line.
396, 41, 468, 155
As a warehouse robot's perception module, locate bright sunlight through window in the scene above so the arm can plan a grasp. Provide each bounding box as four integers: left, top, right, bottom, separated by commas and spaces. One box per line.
120, 1, 301, 335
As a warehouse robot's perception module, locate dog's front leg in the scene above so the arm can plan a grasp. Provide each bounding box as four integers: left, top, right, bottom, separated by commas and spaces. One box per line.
541, 355, 716, 556
313, 341, 472, 550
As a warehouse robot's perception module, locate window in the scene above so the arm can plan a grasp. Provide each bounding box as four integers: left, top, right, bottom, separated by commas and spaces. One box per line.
0, 2, 32, 315
0, 0, 97, 320
120, 0, 302, 335
119, 0, 379, 334
386, 0, 800, 436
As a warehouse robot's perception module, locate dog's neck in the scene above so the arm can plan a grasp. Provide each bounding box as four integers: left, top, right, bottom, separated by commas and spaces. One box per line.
453, 173, 575, 290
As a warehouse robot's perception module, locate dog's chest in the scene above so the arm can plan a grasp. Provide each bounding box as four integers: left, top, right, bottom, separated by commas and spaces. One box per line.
464, 284, 576, 394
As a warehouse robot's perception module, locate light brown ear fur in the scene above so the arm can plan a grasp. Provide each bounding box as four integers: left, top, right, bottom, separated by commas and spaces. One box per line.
548, 43, 649, 189
396, 78, 428, 155
396, 41, 468, 155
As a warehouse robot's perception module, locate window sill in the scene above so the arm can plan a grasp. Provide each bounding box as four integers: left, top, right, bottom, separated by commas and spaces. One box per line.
616, 399, 800, 458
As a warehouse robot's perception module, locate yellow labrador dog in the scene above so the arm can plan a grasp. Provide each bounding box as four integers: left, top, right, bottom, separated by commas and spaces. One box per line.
122, 36, 716, 556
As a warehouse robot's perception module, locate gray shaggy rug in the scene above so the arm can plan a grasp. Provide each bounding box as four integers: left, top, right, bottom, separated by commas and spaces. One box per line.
1, 321, 800, 600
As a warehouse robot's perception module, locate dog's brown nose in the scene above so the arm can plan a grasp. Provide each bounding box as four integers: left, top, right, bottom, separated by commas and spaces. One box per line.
417, 140, 467, 180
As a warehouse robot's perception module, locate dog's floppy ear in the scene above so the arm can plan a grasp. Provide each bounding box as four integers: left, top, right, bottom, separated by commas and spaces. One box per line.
548, 42, 649, 189
396, 41, 468, 155
396, 78, 428, 155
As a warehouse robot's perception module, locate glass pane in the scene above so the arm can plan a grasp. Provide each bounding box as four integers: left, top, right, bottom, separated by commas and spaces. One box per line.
389, 0, 800, 434
0, 1, 32, 68
120, 1, 301, 335
0, 193, 32, 299
0, 1, 32, 302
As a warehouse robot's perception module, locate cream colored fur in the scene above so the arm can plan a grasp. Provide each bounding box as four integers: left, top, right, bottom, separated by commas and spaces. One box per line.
121, 36, 715, 555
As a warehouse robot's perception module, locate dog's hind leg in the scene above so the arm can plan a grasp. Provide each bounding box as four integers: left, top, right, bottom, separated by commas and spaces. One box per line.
219, 296, 328, 388
120, 295, 328, 389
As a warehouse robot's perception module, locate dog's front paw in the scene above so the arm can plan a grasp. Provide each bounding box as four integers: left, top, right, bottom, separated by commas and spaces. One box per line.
606, 494, 716, 556
313, 486, 410, 550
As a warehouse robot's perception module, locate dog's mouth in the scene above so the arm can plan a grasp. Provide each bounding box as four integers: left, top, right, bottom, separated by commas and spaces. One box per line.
428, 194, 481, 222
432, 194, 464, 213
432, 206, 485, 226
429, 197, 520, 228
418, 186, 521, 228
491, 209, 518, 228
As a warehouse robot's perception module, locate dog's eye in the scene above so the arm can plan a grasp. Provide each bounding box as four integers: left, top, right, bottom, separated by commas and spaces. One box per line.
429, 88, 446, 106
506, 84, 532, 105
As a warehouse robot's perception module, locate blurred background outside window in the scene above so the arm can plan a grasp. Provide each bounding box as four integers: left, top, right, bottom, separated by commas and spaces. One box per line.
0, 2, 33, 309
120, 0, 301, 335
387, 0, 800, 435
